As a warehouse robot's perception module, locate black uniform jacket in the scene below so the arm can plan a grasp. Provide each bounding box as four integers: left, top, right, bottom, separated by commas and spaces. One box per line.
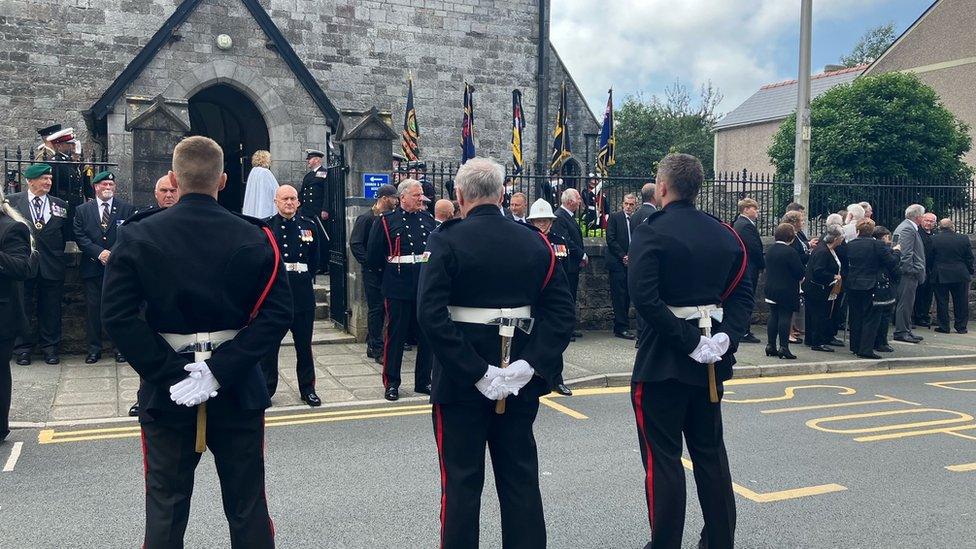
845, 237, 899, 292
7, 191, 71, 280
0, 217, 37, 339
605, 210, 631, 272
73, 198, 134, 279
930, 231, 974, 285
299, 165, 329, 220
628, 201, 754, 387
764, 242, 805, 311
630, 203, 656, 232
802, 245, 841, 300
366, 206, 436, 300
418, 205, 575, 404
733, 214, 765, 271
266, 213, 319, 313
553, 206, 584, 274
349, 210, 376, 269
102, 193, 293, 416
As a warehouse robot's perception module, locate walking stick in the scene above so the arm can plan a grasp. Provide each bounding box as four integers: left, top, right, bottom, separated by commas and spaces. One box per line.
697, 307, 720, 403
495, 326, 515, 415
194, 335, 211, 454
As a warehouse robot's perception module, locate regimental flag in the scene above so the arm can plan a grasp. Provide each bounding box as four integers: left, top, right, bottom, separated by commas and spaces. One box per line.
460, 82, 476, 164
596, 89, 616, 177
549, 82, 572, 173
401, 75, 420, 161
511, 89, 526, 175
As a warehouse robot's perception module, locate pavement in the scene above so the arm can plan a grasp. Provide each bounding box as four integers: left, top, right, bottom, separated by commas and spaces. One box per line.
7, 323, 976, 426
2, 366, 975, 547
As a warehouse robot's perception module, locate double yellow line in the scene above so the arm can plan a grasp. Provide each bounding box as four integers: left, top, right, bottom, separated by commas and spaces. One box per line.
38, 404, 433, 445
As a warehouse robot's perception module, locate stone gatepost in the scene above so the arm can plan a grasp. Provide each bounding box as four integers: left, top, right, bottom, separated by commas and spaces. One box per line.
340, 108, 397, 341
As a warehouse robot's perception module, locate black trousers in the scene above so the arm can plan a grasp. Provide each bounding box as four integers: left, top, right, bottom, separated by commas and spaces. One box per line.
13, 277, 64, 355
875, 305, 894, 348
848, 289, 881, 355
1, 337, 13, 440
567, 270, 580, 303
766, 304, 793, 350
140, 406, 274, 549
745, 268, 761, 336
631, 380, 735, 549
432, 398, 545, 549
913, 280, 933, 324
829, 292, 847, 338
382, 298, 432, 391
935, 282, 970, 332
263, 308, 316, 397
83, 275, 109, 354
364, 271, 384, 353
806, 294, 830, 347
609, 268, 630, 334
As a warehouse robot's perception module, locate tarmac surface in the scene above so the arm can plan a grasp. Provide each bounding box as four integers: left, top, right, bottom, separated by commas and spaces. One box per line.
2, 365, 975, 548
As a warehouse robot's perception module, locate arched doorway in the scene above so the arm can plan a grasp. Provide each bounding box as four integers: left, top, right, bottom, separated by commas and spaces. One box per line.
188, 84, 270, 212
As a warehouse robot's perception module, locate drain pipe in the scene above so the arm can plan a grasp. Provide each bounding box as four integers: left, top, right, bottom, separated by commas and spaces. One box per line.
535, 0, 550, 172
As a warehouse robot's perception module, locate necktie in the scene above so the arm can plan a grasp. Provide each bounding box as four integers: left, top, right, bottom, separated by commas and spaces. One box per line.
101, 202, 111, 228
33, 196, 44, 227
625, 215, 631, 244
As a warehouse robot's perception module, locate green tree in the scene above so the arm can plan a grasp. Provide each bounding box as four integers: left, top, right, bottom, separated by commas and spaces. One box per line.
768, 72, 972, 227
613, 81, 721, 177
840, 22, 896, 67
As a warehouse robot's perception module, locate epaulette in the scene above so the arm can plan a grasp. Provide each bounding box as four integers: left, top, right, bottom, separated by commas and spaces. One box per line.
296, 214, 318, 226
436, 217, 463, 231
121, 205, 164, 226
232, 211, 272, 230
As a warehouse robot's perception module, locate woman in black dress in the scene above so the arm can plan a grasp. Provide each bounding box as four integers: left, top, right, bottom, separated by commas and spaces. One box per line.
845, 219, 900, 359
764, 223, 805, 359
803, 225, 844, 352
1, 188, 36, 443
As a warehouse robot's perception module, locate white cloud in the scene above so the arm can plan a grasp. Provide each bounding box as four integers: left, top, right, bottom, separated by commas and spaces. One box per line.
551, 0, 892, 115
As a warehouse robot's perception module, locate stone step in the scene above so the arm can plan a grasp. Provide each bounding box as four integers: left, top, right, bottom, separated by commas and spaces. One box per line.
281, 322, 356, 346
314, 302, 331, 320
313, 283, 330, 302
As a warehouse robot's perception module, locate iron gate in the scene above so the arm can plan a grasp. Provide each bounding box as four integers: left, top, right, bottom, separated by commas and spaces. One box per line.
325, 141, 349, 328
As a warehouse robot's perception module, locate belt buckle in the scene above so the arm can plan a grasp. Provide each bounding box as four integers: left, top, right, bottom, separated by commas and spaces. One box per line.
193, 341, 214, 353
486, 315, 535, 336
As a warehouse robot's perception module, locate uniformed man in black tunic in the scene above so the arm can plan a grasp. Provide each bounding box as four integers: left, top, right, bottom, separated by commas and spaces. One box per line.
262, 184, 321, 407
102, 136, 291, 549
366, 178, 436, 401
300, 149, 330, 273
418, 157, 575, 549
628, 153, 753, 549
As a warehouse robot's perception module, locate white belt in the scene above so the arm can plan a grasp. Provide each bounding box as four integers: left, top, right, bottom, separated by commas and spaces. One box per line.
160, 330, 241, 355
387, 253, 430, 264
667, 305, 723, 329
283, 262, 308, 273
448, 305, 534, 337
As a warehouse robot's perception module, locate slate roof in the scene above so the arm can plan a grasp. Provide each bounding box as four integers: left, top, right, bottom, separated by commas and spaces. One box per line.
714, 65, 867, 131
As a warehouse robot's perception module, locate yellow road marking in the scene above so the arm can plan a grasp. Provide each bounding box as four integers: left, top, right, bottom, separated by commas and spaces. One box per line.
763, 394, 920, 414
679, 458, 846, 503
926, 379, 976, 392
946, 462, 976, 472
725, 385, 856, 404
853, 423, 976, 442
539, 397, 588, 419
807, 408, 974, 435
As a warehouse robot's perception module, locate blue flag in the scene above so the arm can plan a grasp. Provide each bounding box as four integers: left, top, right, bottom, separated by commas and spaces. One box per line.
461, 83, 476, 164
597, 89, 615, 176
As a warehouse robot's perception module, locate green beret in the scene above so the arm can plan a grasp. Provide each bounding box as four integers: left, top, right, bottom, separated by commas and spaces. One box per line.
91, 171, 115, 185
23, 163, 53, 179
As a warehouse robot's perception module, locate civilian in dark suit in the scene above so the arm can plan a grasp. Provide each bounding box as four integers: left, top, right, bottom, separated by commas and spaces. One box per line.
803, 225, 843, 352
8, 163, 72, 365
913, 212, 937, 327
733, 197, 764, 343
503, 192, 528, 224
846, 219, 900, 359
893, 205, 927, 342
553, 188, 585, 340
764, 224, 805, 359
930, 219, 974, 334
606, 193, 638, 339
629, 182, 657, 232
73, 171, 134, 363
0, 193, 37, 443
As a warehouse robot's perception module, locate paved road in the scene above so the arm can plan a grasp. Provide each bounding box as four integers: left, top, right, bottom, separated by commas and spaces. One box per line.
2, 365, 975, 548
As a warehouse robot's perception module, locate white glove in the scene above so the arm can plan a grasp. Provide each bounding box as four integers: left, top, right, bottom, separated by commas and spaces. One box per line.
710, 333, 730, 356
490, 359, 535, 396
688, 336, 723, 365
169, 362, 220, 407
475, 365, 509, 400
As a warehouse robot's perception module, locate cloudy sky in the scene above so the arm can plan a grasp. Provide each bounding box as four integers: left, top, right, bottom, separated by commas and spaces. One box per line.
550, 0, 934, 118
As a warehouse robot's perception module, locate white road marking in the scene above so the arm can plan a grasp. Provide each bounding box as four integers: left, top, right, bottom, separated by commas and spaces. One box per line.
3, 442, 24, 472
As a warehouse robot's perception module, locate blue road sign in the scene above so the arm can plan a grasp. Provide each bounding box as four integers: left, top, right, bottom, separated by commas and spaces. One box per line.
363, 173, 390, 199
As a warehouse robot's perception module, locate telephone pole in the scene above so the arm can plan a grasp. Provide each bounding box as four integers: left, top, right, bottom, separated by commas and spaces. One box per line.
793, 0, 813, 209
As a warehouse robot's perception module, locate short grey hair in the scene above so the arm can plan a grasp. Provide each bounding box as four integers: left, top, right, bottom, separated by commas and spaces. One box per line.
624, 193, 637, 201
453, 157, 504, 201
825, 213, 844, 226
656, 153, 704, 201
560, 188, 580, 205
858, 201, 872, 212
905, 203, 925, 220
397, 178, 422, 196
640, 183, 655, 203
846, 203, 865, 222
822, 224, 844, 244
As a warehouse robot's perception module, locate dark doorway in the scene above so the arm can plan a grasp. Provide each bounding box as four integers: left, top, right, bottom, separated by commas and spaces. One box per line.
188, 84, 270, 212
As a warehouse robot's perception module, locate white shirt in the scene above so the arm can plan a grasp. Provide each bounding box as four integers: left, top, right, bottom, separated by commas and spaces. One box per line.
98, 197, 114, 212
27, 189, 51, 224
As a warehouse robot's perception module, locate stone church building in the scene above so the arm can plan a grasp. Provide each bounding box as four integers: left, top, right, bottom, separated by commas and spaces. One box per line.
2, 0, 599, 208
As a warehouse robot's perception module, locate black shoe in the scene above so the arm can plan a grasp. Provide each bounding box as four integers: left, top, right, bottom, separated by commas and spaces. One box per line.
634, 340, 640, 349
414, 384, 431, 395
570, 336, 576, 342
911, 334, 924, 341
554, 384, 573, 396
741, 333, 761, 344
957, 328, 968, 334
765, 346, 778, 357
374, 355, 383, 365
44, 354, 60, 365
302, 392, 322, 407
875, 345, 895, 353
811, 345, 835, 352
614, 331, 635, 340
894, 335, 921, 344
934, 327, 951, 334
128, 403, 140, 417
384, 387, 399, 401
827, 338, 844, 347
914, 320, 931, 328
366, 347, 380, 359
572, 330, 583, 338
778, 349, 797, 360
115, 352, 126, 363
84, 353, 100, 364
15, 353, 31, 366
856, 351, 882, 360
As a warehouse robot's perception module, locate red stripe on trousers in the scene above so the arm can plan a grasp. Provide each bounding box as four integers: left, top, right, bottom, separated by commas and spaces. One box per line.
632, 383, 655, 531
261, 414, 276, 540
140, 427, 149, 549
433, 404, 448, 549
381, 299, 391, 389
